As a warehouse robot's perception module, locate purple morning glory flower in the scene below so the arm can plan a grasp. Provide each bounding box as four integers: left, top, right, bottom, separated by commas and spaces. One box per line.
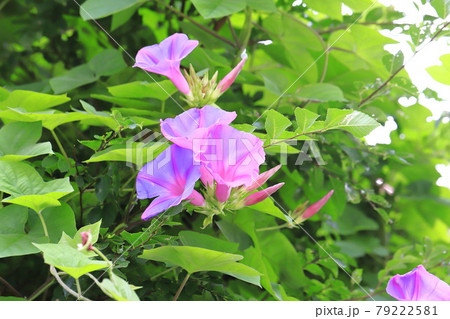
136, 144, 201, 220
160, 105, 236, 152
134, 33, 198, 95
199, 124, 265, 188
386, 265, 450, 301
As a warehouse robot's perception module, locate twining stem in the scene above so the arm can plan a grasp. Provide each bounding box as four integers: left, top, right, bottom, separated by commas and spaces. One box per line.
157, 0, 235, 47
49, 266, 90, 301
150, 266, 178, 281
28, 278, 55, 301
36, 210, 49, 238
319, 48, 329, 83
50, 129, 72, 167
264, 129, 326, 148
91, 247, 113, 276
0, 275, 23, 297
256, 223, 289, 232
228, 17, 240, 47
357, 21, 450, 108
236, 7, 252, 63
85, 273, 114, 299
75, 278, 82, 301
345, 289, 385, 301
173, 272, 191, 301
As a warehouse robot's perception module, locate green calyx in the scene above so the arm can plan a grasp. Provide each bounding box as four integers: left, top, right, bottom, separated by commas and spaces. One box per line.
183, 64, 222, 108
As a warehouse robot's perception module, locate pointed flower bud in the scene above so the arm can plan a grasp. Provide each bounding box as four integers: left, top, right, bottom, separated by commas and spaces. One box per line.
186, 190, 205, 206
294, 190, 334, 223
217, 57, 247, 93
78, 230, 93, 251
244, 183, 285, 206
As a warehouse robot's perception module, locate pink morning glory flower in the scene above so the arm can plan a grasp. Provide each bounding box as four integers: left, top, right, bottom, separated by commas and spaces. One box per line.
199, 124, 265, 188
136, 144, 202, 220
386, 265, 450, 301
217, 57, 247, 93
160, 105, 236, 152
134, 33, 198, 95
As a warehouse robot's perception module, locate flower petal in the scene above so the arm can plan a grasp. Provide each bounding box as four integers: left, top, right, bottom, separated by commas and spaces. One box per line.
141, 195, 183, 220
136, 144, 201, 220
186, 189, 205, 206
201, 124, 265, 187
386, 265, 450, 301
159, 33, 199, 60
161, 105, 236, 152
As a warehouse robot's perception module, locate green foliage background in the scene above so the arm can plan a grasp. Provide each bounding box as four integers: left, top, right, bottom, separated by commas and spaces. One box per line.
0, 0, 449, 301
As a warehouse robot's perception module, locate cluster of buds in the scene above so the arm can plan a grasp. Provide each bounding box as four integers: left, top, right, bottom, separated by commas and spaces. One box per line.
195, 165, 284, 227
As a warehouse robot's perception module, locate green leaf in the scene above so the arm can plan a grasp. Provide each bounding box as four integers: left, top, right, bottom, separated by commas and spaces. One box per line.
304, 264, 325, 279
108, 81, 177, 100
80, 0, 142, 20
246, 0, 276, 11
294, 108, 320, 134
179, 231, 239, 254
0, 205, 45, 258
100, 273, 140, 301
304, 0, 343, 21
0, 108, 119, 131
49, 64, 97, 94
50, 49, 126, 94
191, 0, 246, 19
85, 142, 168, 167
431, 0, 450, 18
0, 161, 73, 212
426, 53, 450, 85
33, 243, 108, 279
88, 49, 127, 77
0, 90, 70, 112
335, 206, 379, 235
248, 197, 289, 222
383, 51, 404, 74
0, 204, 76, 258
297, 83, 346, 102
140, 246, 261, 285
111, 4, 140, 31
265, 109, 292, 139
0, 121, 53, 161
324, 109, 380, 137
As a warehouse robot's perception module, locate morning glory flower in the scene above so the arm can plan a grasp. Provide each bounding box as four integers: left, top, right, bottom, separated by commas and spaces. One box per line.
134, 33, 198, 95
386, 265, 450, 301
136, 144, 202, 220
160, 105, 236, 152
199, 124, 265, 188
